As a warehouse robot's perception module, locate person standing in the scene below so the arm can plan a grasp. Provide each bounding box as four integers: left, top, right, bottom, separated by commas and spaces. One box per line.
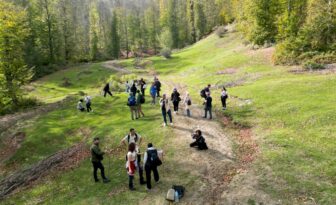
127, 93, 138, 120
130, 83, 137, 97
154, 78, 161, 97
139, 78, 146, 96
150, 83, 157, 105
171, 88, 181, 114
221, 87, 228, 110
90, 137, 110, 183
121, 128, 146, 185
84, 95, 92, 112
125, 81, 131, 93
160, 94, 173, 127
144, 143, 161, 191
136, 90, 145, 118
183, 92, 192, 117
103, 82, 113, 97
126, 143, 137, 191
203, 92, 212, 120
200, 84, 211, 99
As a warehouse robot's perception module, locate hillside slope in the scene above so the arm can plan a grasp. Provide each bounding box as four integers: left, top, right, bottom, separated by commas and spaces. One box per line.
1, 31, 335, 205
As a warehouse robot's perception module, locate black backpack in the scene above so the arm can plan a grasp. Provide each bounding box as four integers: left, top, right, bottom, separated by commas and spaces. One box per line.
187, 99, 192, 106
140, 95, 145, 104
146, 149, 162, 167
200, 89, 206, 98
172, 185, 185, 199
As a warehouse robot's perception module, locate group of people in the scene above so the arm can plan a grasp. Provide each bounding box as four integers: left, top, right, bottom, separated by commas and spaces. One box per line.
90, 129, 162, 191
77, 95, 92, 112
90, 127, 207, 191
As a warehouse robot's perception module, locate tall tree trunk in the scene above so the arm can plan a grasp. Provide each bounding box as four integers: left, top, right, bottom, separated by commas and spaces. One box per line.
44, 0, 54, 63
190, 0, 196, 43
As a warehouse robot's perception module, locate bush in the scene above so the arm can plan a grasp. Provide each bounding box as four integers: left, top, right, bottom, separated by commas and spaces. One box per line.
303, 61, 325, 70
215, 26, 228, 38
0, 97, 40, 115
160, 48, 172, 59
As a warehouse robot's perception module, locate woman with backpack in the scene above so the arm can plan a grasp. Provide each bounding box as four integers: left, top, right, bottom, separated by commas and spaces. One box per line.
136, 90, 145, 118
127, 93, 138, 120
144, 143, 161, 191
160, 94, 173, 127
221, 87, 228, 110
171, 88, 181, 114
183, 92, 192, 117
126, 143, 137, 191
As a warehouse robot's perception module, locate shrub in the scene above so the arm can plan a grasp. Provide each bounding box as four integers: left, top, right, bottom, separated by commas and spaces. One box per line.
303, 61, 325, 70
215, 26, 228, 38
160, 48, 172, 59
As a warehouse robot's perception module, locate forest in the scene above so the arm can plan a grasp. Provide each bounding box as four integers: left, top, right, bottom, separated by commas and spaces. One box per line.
1, 0, 336, 113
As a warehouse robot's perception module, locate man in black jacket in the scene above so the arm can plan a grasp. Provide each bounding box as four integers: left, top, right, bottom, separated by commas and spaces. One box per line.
190, 130, 208, 150
91, 137, 110, 183
103, 83, 113, 97
154, 78, 161, 97
203, 92, 212, 120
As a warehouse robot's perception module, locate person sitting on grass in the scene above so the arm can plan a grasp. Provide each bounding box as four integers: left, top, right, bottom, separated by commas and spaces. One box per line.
77, 99, 85, 112
144, 143, 161, 191
84, 95, 92, 112
190, 130, 208, 150
90, 137, 111, 183
127, 93, 139, 120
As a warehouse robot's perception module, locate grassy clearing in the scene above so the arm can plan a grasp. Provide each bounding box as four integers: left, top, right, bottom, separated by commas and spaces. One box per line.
124, 32, 336, 204
2, 31, 336, 204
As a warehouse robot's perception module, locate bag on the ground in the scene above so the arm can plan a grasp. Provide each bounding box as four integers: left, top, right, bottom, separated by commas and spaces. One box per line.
147, 150, 162, 167
200, 89, 206, 98
127, 96, 136, 106
166, 188, 175, 201
172, 185, 185, 199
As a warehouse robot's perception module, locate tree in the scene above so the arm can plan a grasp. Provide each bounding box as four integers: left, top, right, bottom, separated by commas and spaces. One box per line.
167, 0, 179, 48
0, 1, 34, 105
110, 10, 120, 59
195, 0, 207, 40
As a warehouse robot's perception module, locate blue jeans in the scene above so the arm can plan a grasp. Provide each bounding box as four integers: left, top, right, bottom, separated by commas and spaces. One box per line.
162, 109, 173, 124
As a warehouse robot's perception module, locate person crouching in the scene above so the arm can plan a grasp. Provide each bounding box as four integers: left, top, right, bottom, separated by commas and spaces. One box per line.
190, 130, 208, 150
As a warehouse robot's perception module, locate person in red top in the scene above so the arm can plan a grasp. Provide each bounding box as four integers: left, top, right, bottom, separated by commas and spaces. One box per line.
126, 143, 137, 191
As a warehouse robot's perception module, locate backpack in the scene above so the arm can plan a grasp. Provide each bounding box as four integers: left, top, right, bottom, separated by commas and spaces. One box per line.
187, 99, 192, 106
200, 89, 206, 98
128, 96, 136, 106
140, 95, 145, 104
146, 149, 162, 167
172, 185, 185, 199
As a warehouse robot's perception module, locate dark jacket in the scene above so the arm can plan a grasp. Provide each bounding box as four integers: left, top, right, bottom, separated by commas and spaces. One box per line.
91, 144, 105, 162
205, 96, 212, 108
131, 85, 137, 94
195, 136, 208, 150
104, 83, 110, 91
171, 91, 181, 102
155, 81, 161, 91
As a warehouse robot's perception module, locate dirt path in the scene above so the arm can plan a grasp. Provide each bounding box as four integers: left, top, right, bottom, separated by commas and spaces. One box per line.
102, 60, 131, 74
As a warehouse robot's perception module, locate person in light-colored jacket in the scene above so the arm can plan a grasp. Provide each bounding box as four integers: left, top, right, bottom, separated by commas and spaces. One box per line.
183, 92, 192, 117
159, 94, 173, 127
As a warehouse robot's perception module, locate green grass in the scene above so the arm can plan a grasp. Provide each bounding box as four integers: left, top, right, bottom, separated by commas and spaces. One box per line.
2, 31, 336, 204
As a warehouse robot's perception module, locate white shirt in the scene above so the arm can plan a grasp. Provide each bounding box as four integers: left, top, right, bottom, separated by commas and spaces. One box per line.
126, 151, 137, 168
221, 90, 228, 97
160, 98, 171, 110
84, 96, 91, 103
123, 133, 142, 152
